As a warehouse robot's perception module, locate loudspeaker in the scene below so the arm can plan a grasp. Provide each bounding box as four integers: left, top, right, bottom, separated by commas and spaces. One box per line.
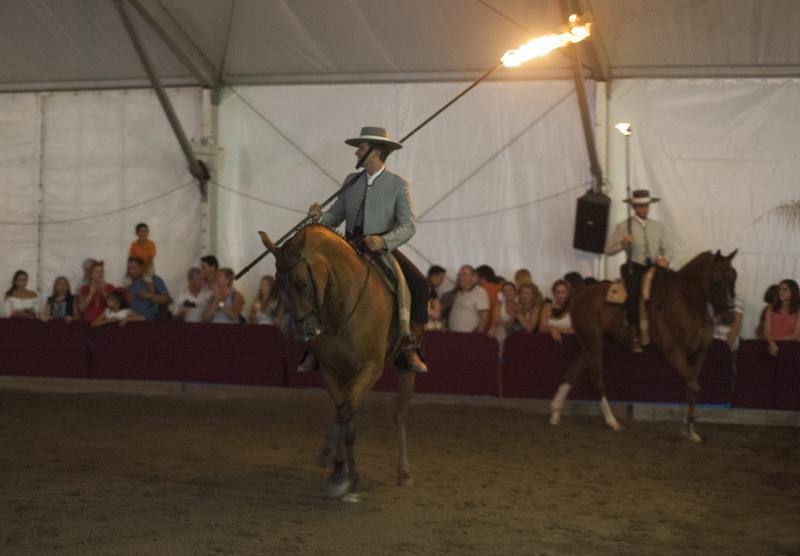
573, 191, 611, 254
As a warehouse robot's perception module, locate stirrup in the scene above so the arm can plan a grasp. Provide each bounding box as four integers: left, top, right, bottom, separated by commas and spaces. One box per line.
297, 352, 318, 373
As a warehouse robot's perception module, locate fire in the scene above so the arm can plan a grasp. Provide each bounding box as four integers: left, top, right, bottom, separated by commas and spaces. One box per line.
501, 15, 591, 68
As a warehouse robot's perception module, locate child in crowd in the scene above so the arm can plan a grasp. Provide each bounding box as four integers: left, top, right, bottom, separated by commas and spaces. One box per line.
91, 291, 144, 327
129, 223, 157, 282
41, 276, 75, 322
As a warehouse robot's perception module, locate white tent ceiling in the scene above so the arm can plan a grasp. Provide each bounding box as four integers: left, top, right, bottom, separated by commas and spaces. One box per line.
1, 0, 800, 92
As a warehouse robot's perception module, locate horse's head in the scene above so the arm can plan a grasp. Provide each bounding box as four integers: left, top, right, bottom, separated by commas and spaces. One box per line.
259, 230, 325, 342
709, 249, 738, 317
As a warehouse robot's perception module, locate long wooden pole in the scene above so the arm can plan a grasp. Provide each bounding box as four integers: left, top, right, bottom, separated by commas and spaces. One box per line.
234, 64, 505, 280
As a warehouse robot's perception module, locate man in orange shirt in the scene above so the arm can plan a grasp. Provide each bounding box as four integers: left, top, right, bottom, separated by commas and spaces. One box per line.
129, 223, 157, 279
476, 265, 502, 331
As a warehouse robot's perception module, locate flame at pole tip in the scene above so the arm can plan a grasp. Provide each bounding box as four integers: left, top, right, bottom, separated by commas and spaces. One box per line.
501, 15, 591, 68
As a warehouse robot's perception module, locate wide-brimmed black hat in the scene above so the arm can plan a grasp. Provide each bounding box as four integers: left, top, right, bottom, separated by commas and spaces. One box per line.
345, 126, 403, 151
623, 189, 660, 205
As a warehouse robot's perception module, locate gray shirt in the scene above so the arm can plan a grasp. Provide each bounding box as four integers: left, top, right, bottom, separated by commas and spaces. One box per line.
320, 168, 416, 252
604, 217, 672, 265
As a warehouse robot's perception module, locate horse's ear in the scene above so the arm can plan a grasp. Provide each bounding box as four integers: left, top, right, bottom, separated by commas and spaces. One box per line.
726, 248, 739, 261
258, 231, 283, 265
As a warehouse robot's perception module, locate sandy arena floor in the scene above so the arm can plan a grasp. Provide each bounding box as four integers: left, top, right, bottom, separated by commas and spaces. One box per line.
1, 386, 798, 555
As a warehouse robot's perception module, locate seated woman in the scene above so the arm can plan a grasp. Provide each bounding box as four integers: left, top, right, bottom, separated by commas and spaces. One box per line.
539, 279, 574, 343
41, 276, 76, 322
91, 291, 144, 327
755, 284, 779, 339
510, 283, 542, 334
765, 279, 800, 356
249, 275, 284, 326
77, 261, 116, 323
489, 282, 517, 337
203, 268, 245, 324
3, 270, 40, 319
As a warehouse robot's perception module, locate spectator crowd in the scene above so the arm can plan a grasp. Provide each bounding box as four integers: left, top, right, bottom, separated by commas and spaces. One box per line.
3, 222, 799, 357
425, 264, 800, 357
1, 223, 287, 330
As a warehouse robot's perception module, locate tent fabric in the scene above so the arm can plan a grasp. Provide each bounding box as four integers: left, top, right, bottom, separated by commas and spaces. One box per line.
606, 78, 800, 339
3, 0, 800, 92
216, 80, 596, 300
0, 94, 42, 291
592, 0, 800, 78
0, 88, 204, 305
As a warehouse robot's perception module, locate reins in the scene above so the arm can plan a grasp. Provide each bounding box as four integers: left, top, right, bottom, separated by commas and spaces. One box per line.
277, 247, 373, 338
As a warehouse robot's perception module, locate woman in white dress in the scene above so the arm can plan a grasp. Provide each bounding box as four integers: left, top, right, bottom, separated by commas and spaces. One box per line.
539, 279, 575, 343
249, 275, 284, 328
489, 282, 518, 347
3, 270, 39, 319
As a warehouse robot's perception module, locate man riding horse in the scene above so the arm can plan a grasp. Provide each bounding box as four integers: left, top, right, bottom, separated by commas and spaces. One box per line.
604, 189, 672, 351
300, 126, 428, 374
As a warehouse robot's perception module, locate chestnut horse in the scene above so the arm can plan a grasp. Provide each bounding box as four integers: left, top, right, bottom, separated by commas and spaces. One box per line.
549, 250, 738, 442
257, 225, 413, 498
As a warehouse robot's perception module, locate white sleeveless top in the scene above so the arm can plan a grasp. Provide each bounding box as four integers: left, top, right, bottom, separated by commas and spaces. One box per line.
548, 307, 572, 329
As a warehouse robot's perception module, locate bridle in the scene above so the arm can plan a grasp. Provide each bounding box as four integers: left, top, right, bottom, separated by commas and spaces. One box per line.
277, 252, 372, 337
709, 267, 736, 315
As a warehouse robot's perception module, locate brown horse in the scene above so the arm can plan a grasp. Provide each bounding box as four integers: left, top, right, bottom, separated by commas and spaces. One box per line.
549, 250, 738, 442
257, 224, 414, 498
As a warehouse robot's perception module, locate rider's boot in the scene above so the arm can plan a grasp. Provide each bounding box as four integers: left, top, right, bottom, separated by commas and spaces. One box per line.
402, 322, 428, 373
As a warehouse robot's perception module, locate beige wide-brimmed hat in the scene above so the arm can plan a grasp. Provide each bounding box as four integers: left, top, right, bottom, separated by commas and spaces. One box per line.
345, 126, 403, 151
623, 189, 660, 205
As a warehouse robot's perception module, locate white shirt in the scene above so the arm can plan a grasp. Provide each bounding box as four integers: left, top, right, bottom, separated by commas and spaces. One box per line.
366, 166, 385, 186
448, 286, 490, 333
104, 308, 130, 321
3, 294, 40, 317
712, 297, 744, 350
172, 286, 213, 323
548, 311, 572, 329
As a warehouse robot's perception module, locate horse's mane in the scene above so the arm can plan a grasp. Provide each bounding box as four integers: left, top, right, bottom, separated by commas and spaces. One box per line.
650, 251, 715, 305
283, 224, 360, 262
677, 251, 715, 277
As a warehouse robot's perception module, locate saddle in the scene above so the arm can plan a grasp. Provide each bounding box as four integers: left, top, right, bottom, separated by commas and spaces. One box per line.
349, 238, 411, 338
605, 267, 657, 346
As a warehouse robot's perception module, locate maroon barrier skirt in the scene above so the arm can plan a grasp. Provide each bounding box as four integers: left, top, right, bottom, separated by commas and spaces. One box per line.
89, 322, 286, 386
286, 331, 500, 397
501, 333, 732, 404
734, 340, 800, 410
0, 318, 90, 379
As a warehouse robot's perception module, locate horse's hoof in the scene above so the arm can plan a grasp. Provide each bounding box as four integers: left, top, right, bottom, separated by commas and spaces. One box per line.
341, 492, 360, 503
327, 478, 351, 499
681, 424, 703, 443
606, 419, 621, 432
549, 413, 561, 426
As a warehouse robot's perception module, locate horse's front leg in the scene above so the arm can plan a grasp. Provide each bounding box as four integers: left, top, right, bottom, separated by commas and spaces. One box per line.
683, 347, 708, 443
665, 349, 703, 443
395, 370, 415, 486
319, 370, 353, 498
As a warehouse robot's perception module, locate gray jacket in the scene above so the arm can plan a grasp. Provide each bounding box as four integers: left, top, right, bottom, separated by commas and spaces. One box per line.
605, 217, 672, 265
319, 168, 416, 251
